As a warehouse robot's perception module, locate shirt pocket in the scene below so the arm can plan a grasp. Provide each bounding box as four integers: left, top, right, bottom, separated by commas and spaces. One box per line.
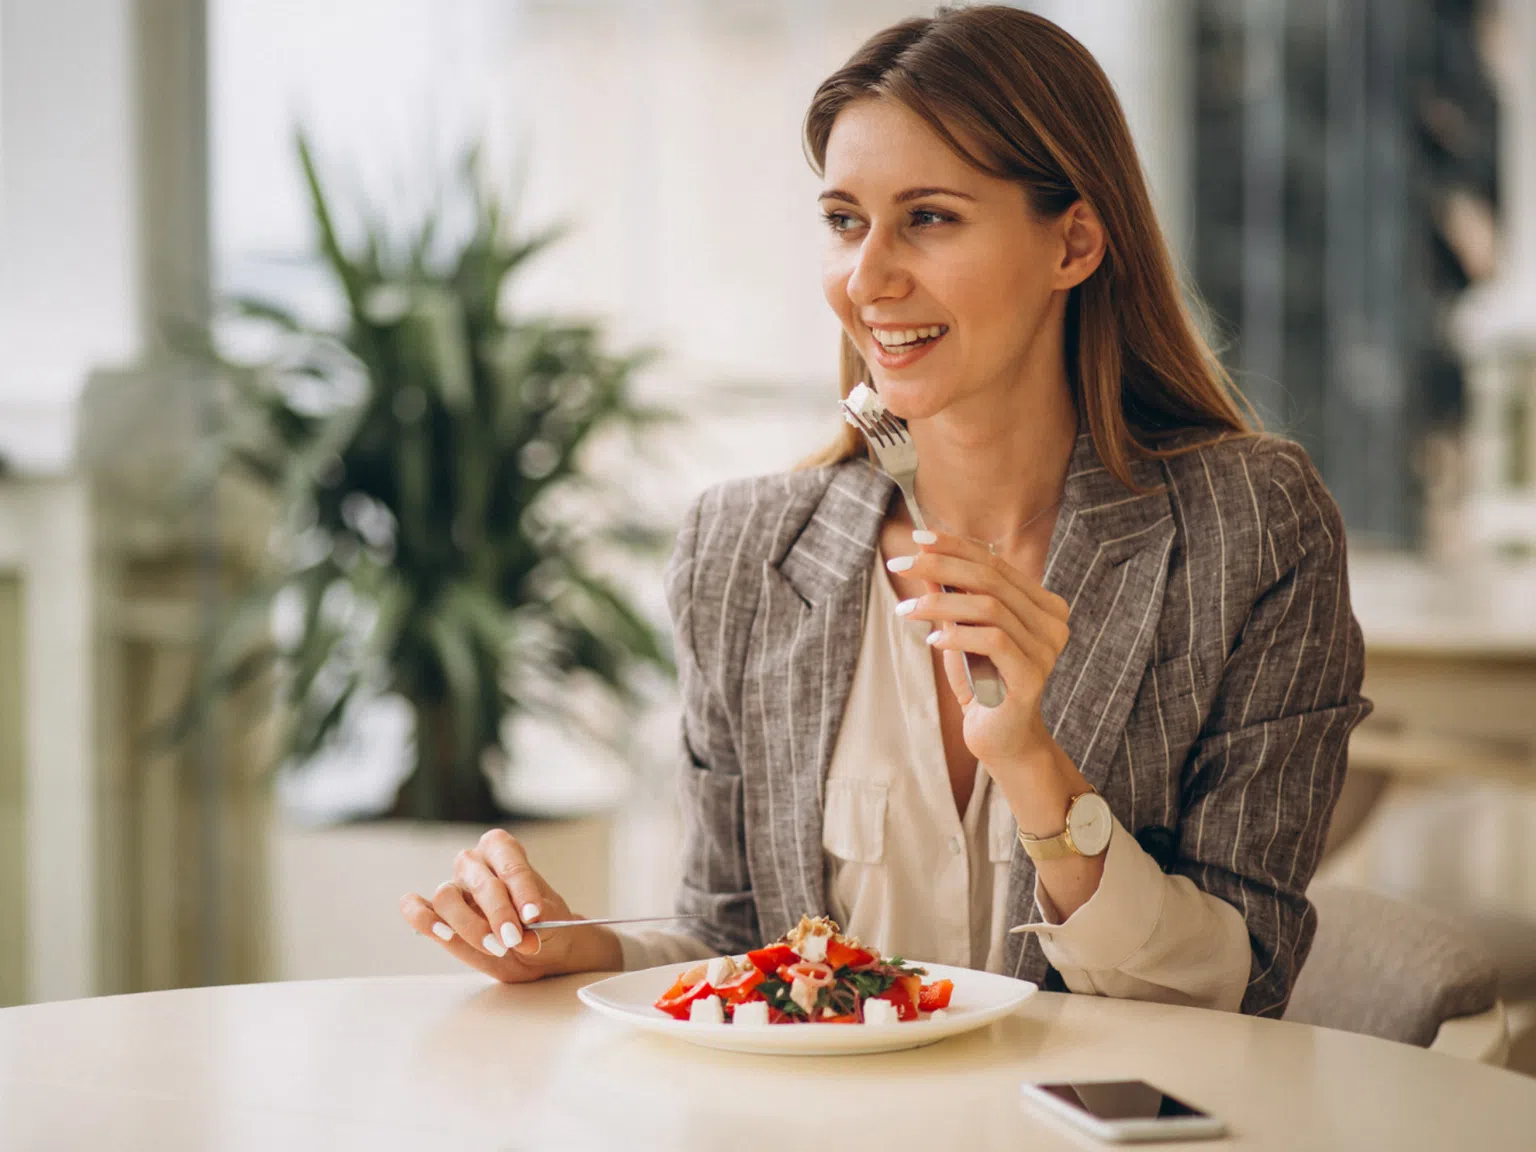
987, 789, 1017, 864
821, 778, 888, 864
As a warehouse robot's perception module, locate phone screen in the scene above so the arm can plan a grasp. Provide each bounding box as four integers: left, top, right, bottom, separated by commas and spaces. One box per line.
1034, 1080, 1208, 1122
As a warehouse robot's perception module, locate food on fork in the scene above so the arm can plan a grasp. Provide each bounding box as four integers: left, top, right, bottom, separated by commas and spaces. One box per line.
843, 380, 887, 421
651, 915, 955, 1025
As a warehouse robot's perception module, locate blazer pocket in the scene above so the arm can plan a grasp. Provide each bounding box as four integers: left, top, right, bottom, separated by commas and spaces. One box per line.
821, 778, 888, 864
988, 790, 1017, 863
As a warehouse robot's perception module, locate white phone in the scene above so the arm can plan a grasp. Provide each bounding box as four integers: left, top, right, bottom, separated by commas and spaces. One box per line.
1020, 1080, 1227, 1143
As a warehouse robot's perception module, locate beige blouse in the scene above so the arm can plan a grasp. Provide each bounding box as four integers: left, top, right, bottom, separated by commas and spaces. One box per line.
621, 550, 1251, 1012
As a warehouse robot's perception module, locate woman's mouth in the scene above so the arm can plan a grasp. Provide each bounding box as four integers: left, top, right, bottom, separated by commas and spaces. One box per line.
868, 324, 948, 368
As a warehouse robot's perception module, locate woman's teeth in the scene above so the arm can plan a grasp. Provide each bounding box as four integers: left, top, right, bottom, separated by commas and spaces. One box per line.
872, 325, 947, 351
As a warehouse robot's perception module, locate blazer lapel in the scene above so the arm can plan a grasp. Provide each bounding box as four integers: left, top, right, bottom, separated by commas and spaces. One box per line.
742, 460, 893, 942
1003, 432, 1177, 979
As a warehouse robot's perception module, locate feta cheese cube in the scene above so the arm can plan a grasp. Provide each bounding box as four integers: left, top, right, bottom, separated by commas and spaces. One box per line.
705, 955, 737, 987
789, 977, 819, 1017
797, 931, 829, 964
862, 998, 898, 1026
928, 1008, 950, 1022
732, 1001, 770, 1027
845, 381, 887, 420
688, 995, 725, 1024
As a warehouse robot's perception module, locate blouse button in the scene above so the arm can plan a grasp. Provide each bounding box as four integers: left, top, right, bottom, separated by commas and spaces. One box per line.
948, 836, 962, 856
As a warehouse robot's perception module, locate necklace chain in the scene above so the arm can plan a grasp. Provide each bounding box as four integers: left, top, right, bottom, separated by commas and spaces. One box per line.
917, 485, 1063, 550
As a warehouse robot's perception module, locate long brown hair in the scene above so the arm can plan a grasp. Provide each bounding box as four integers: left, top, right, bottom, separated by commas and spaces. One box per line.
799, 5, 1254, 484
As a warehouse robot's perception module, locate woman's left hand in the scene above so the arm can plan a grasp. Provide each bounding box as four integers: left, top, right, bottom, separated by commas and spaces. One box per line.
892, 529, 1071, 771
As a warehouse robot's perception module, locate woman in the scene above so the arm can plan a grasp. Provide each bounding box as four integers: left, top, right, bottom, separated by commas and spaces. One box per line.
399, 6, 1370, 1016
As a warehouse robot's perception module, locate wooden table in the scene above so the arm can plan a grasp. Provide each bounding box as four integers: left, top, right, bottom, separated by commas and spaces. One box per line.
2, 974, 1533, 1150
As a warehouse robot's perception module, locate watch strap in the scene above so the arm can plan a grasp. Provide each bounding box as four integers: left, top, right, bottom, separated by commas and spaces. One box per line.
1016, 827, 1077, 861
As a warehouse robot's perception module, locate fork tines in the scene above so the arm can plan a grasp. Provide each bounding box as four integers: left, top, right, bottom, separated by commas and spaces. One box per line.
840, 401, 909, 446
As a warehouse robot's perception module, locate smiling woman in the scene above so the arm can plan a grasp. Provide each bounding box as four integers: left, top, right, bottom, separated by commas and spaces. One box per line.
800, 10, 1251, 491
403, 5, 1372, 1023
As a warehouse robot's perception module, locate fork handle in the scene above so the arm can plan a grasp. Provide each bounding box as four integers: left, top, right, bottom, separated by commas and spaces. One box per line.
902, 488, 1007, 709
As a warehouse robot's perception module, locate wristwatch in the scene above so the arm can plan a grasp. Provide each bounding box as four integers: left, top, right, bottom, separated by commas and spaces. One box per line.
1016, 788, 1112, 862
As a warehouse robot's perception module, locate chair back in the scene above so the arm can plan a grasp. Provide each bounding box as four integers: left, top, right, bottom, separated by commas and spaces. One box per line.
1286, 885, 1499, 1047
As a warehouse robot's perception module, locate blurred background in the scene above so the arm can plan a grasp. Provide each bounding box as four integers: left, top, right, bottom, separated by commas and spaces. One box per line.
1, 0, 1533, 1070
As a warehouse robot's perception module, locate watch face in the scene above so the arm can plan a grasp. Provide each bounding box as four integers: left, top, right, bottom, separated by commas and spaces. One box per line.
1068, 793, 1112, 856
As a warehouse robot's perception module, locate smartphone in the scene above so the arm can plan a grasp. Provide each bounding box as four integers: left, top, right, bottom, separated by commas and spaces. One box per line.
1020, 1080, 1227, 1143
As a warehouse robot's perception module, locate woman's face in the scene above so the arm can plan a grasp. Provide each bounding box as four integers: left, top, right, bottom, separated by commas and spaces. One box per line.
819, 98, 1089, 423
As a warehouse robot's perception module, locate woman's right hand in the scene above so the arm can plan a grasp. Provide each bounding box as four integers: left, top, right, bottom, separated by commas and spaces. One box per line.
398, 828, 622, 982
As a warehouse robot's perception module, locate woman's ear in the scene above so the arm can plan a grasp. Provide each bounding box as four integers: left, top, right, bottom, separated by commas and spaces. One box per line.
1054, 200, 1107, 290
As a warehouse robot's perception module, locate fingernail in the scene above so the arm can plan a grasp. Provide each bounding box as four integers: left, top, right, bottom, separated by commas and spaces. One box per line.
521, 902, 541, 923
483, 933, 509, 957
431, 922, 454, 941
500, 920, 523, 950
894, 598, 918, 616
885, 555, 914, 573
926, 630, 943, 646
913, 529, 937, 545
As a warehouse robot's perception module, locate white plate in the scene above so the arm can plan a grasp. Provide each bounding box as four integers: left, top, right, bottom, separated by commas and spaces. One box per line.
577, 961, 1037, 1056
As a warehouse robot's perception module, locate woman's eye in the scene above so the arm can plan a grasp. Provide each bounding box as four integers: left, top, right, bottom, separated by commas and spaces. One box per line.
819, 208, 952, 234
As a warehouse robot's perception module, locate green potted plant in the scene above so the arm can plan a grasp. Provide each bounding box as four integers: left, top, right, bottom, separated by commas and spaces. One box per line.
180, 133, 675, 825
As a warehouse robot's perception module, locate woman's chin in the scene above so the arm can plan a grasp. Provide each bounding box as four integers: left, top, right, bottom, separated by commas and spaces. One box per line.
868, 378, 946, 423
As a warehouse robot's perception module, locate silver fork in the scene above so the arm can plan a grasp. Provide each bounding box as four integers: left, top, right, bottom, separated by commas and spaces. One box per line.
841, 397, 1007, 708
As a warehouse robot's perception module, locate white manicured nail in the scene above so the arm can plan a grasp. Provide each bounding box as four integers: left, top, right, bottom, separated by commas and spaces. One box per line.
521, 903, 541, 923
885, 556, 914, 572
431, 922, 454, 941
483, 933, 509, 957
894, 598, 918, 616
913, 530, 937, 545
926, 630, 943, 646
500, 920, 523, 950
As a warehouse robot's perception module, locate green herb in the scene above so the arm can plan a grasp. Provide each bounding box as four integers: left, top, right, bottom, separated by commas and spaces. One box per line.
755, 977, 805, 1019
845, 969, 896, 1000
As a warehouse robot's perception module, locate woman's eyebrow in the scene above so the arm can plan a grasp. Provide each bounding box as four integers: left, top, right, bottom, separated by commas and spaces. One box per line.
816, 186, 977, 205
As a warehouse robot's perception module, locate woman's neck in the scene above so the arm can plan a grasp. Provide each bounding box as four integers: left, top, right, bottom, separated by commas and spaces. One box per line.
905, 373, 1079, 554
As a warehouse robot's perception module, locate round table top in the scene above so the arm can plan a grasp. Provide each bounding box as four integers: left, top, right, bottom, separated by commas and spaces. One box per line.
2, 973, 1533, 1150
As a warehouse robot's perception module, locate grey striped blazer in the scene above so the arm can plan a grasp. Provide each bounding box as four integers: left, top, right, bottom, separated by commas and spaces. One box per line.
663, 427, 1371, 1017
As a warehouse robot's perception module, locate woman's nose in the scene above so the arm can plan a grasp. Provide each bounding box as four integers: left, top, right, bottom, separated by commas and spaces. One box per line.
845, 228, 910, 305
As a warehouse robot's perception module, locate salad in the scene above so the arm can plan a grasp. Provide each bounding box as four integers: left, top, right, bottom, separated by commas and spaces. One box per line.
652, 915, 954, 1026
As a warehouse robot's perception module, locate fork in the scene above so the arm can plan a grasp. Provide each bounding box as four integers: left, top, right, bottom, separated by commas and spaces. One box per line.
841, 392, 1007, 708
519, 914, 703, 931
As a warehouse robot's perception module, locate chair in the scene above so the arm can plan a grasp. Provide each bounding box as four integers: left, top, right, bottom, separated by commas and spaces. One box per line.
1285, 884, 1505, 1061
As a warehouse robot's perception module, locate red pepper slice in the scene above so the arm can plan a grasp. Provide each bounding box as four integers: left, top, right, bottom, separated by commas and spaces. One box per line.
653, 978, 714, 1021
918, 979, 953, 1013
875, 974, 921, 1022
713, 966, 765, 1005
746, 944, 797, 975
825, 938, 875, 970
